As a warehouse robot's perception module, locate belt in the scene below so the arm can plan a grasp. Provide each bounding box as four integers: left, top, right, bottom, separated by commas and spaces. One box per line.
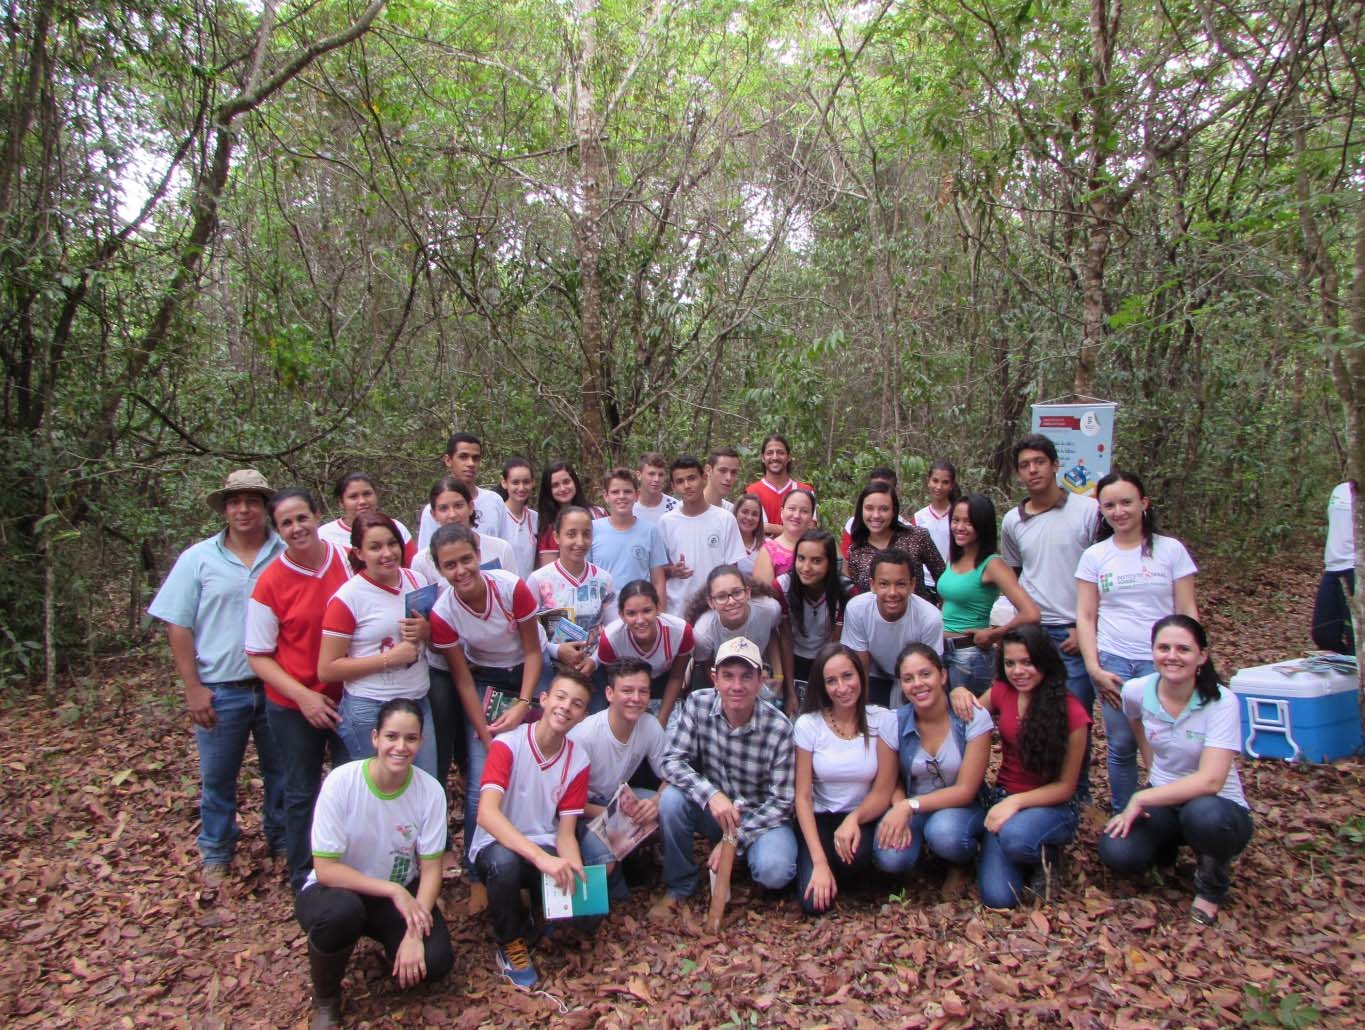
210, 677, 263, 689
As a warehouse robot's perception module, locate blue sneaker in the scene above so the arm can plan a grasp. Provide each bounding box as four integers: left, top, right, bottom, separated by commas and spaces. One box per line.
496, 938, 538, 989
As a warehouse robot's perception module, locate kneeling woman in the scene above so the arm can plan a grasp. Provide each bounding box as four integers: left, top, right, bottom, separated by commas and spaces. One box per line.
793, 644, 898, 915
874, 645, 992, 894
953, 625, 1090, 908
295, 699, 453, 1029
1099, 616, 1252, 925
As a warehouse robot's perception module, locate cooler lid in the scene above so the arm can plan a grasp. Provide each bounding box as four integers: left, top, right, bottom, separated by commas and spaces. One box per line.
1229, 660, 1360, 698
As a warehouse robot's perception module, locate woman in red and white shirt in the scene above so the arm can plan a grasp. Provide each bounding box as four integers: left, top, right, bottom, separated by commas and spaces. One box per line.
318, 511, 436, 778
595, 580, 694, 725
318, 472, 417, 565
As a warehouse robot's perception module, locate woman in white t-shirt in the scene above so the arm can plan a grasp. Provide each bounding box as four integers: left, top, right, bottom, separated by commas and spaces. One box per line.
911, 460, 959, 592
318, 472, 416, 565
685, 564, 795, 714
1075, 471, 1198, 813
873, 644, 992, 898
793, 644, 898, 914
294, 699, 452, 1027
499, 457, 539, 580
595, 580, 694, 725
1099, 616, 1252, 926
732, 493, 776, 584
318, 512, 436, 778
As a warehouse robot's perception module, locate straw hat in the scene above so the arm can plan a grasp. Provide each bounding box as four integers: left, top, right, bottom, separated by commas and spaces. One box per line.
206, 469, 275, 514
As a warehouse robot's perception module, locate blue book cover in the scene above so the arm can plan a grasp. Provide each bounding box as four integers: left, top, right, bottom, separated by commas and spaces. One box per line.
541, 864, 609, 919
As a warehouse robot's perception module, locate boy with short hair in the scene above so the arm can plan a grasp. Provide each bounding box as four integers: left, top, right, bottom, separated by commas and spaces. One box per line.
703, 447, 741, 511
591, 468, 669, 607
842, 551, 945, 708
417, 432, 508, 549
470, 669, 612, 989
658, 456, 746, 616
633, 452, 679, 523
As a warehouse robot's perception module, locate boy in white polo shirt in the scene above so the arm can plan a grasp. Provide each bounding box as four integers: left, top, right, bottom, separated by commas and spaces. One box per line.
659, 455, 746, 616
470, 668, 612, 989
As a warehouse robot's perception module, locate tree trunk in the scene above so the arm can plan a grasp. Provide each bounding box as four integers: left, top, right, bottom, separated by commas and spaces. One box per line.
1342, 191, 1365, 721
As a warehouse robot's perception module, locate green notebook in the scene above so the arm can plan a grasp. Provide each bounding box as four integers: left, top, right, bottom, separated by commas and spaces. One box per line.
541, 864, 609, 920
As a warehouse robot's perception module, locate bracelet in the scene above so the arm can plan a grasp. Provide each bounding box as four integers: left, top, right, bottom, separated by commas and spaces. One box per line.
514, 697, 532, 707
721, 832, 739, 846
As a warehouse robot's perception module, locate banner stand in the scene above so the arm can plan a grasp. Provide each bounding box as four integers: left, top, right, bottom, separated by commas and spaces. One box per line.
1030, 397, 1117, 498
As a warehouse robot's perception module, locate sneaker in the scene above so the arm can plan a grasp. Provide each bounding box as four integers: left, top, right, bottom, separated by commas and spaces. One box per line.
647, 893, 680, 923
201, 864, 228, 887
496, 939, 538, 989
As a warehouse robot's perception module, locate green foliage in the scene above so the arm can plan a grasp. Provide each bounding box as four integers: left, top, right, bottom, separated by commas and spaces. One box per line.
1241, 983, 1322, 1029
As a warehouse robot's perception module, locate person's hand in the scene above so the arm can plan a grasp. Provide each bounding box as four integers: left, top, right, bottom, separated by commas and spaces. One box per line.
1090, 668, 1125, 709
185, 682, 216, 729
971, 627, 1001, 648
627, 793, 660, 827
297, 690, 340, 731
1058, 628, 1081, 655
985, 796, 1021, 833
557, 639, 588, 665
707, 793, 741, 835
876, 806, 913, 851
393, 934, 427, 988
387, 640, 420, 667
948, 686, 982, 721
399, 616, 430, 645
488, 700, 529, 735
833, 815, 861, 864
537, 852, 585, 895
1104, 796, 1146, 839
671, 553, 693, 580
388, 884, 432, 937
803, 861, 837, 912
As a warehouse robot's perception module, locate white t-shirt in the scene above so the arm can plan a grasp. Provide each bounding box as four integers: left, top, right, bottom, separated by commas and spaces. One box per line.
692, 596, 783, 663
913, 505, 952, 587
417, 488, 509, 551
1122, 675, 1247, 808
658, 506, 747, 616
793, 706, 897, 812
776, 573, 835, 659
500, 505, 540, 580
526, 560, 615, 631
1325, 482, 1355, 572
633, 495, 680, 524
412, 532, 515, 583
468, 724, 590, 863
905, 707, 994, 797
306, 759, 446, 889
595, 613, 695, 678
429, 568, 540, 669
320, 569, 430, 701
568, 711, 669, 805
1000, 492, 1099, 625
318, 516, 414, 556
1075, 535, 1198, 660
841, 592, 945, 679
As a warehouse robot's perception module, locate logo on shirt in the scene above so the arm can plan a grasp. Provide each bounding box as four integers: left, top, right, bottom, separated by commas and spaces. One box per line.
395, 823, 414, 841
632, 545, 647, 563
706, 533, 720, 549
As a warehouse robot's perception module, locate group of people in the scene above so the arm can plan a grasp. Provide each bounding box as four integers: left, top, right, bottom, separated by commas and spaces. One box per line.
150, 431, 1255, 1025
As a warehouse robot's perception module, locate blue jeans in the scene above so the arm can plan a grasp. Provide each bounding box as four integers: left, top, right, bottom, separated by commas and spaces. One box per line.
194, 681, 286, 866
462, 665, 525, 880
1098, 795, 1253, 904
873, 805, 985, 876
658, 787, 797, 899
1095, 653, 1154, 812
266, 700, 349, 891
945, 641, 995, 696
1045, 625, 1094, 801
978, 801, 1077, 909
576, 811, 632, 901
337, 692, 437, 780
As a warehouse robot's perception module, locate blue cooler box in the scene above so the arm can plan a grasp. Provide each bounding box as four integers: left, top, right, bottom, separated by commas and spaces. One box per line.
1228, 660, 1362, 762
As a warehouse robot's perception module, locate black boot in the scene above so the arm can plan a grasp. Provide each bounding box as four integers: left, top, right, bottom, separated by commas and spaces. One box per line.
308, 939, 354, 1030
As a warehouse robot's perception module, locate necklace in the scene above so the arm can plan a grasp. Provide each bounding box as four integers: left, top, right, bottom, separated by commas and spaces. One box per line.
824, 710, 859, 740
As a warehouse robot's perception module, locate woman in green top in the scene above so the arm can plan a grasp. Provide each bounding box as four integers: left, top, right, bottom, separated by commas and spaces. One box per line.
936, 494, 1040, 695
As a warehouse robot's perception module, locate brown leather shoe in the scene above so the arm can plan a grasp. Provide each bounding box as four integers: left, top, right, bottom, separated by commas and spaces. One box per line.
648, 893, 680, 923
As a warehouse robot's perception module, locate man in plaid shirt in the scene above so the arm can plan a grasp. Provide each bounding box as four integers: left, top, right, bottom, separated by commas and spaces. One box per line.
651, 637, 796, 918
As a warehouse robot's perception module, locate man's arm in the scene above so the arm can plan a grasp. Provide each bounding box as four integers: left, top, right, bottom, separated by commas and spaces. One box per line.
166, 624, 214, 729
737, 721, 795, 845
659, 697, 717, 809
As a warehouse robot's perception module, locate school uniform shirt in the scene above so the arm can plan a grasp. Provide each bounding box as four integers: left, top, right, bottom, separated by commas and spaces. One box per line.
595, 614, 694, 678
466, 723, 590, 863
501, 504, 540, 580
589, 517, 669, 598
1074, 535, 1198, 660
568, 711, 669, 806
1122, 675, 1247, 808
320, 569, 431, 701
746, 477, 814, 526
658, 505, 747, 616
1000, 492, 1099, 626
245, 541, 353, 707
913, 505, 952, 587
305, 759, 446, 890
692, 596, 784, 664
416, 488, 509, 551
776, 573, 835, 660
428, 569, 539, 669
793, 706, 897, 812
527, 561, 615, 630
992, 680, 1091, 795
1324, 482, 1354, 572
841, 592, 945, 679
633, 495, 680, 524
318, 516, 417, 565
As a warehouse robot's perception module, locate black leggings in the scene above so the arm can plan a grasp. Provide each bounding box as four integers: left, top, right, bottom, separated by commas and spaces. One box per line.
295, 882, 454, 982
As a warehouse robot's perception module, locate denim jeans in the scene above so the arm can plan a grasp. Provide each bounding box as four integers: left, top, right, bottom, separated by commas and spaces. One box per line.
944, 641, 995, 696
658, 787, 797, 899
873, 805, 985, 876
194, 681, 286, 866
337, 692, 437, 780
1098, 794, 1253, 904
462, 665, 526, 880
1045, 625, 1094, 801
265, 699, 349, 891
1312, 569, 1355, 654
977, 800, 1078, 909
474, 842, 603, 944
1095, 653, 1154, 812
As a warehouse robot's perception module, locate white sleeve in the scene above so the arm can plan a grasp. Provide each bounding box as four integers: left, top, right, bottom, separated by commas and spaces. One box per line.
1000, 511, 1021, 568
310, 771, 349, 857
721, 518, 746, 564
1121, 678, 1146, 721
965, 705, 996, 740
416, 504, 437, 552
842, 601, 871, 653
792, 713, 819, 751
244, 597, 280, 655
1203, 691, 1243, 752
874, 708, 899, 748
645, 717, 670, 780
1074, 542, 1101, 584
1162, 536, 1199, 580
416, 776, 448, 859
692, 615, 718, 662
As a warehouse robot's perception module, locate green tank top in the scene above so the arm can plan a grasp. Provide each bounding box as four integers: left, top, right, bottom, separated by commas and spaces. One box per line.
938, 554, 1001, 633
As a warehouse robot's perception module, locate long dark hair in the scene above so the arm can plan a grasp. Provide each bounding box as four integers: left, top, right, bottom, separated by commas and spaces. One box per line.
1094, 469, 1157, 556
785, 529, 846, 637
536, 461, 592, 531
683, 563, 782, 624
997, 625, 1071, 783
348, 511, 407, 573
850, 482, 901, 549
429, 475, 479, 528
928, 460, 962, 505
802, 643, 871, 741
1152, 614, 1220, 705
948, 494, 998, 568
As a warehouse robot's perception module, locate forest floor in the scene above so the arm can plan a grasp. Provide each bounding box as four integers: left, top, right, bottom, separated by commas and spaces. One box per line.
1, 545, 1362, 1029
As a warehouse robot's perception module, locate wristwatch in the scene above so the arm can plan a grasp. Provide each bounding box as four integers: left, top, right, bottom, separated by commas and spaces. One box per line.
904, 797, 921, 813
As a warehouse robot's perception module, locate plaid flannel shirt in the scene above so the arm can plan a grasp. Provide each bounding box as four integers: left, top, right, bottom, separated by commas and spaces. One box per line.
660, 688, 795, 846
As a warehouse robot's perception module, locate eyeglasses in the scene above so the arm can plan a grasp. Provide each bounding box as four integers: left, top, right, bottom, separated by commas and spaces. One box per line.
710, 588, 747, 604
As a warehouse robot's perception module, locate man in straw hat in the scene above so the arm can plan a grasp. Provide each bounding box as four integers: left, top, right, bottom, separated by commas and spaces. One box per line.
149, 469, 287, 886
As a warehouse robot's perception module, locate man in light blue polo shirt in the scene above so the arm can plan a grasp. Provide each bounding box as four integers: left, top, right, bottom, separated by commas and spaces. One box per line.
149, 469, 287, 884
